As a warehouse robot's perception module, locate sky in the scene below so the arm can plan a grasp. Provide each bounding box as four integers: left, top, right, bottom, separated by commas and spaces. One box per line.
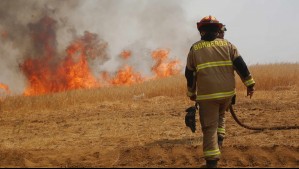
0, 0, 298, 93
183, 0, 299, 64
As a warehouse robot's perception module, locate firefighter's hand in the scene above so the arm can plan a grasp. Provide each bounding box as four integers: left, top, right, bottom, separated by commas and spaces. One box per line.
247, 86, 255, 99
189, 94, 196, 101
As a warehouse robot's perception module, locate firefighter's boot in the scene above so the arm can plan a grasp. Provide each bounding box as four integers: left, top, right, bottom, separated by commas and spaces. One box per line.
206, 160, 218, 168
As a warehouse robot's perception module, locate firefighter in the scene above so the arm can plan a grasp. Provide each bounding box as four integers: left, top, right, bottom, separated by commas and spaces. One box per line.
185, 15, 255, 168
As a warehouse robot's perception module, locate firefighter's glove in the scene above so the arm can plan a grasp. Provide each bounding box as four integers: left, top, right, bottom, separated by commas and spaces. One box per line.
187, 91, 196, 101
185, 106, 196, 133
247, 86, 255, 99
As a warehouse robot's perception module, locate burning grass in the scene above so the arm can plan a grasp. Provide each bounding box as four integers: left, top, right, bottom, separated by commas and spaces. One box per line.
14, 16, 181, 96
0, 63, 298, 112
0, 75, 186, 112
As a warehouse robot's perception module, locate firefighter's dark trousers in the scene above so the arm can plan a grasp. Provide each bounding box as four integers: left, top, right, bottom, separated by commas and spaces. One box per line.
198, 97, 232, 160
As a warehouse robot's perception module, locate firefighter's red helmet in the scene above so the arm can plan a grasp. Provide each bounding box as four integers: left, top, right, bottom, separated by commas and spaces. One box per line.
197, 15, 223, 31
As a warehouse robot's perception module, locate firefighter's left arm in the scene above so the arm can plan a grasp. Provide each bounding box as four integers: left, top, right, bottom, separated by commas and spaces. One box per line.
185, 47, 197, 99
229, 42, 255, 88
233, 56, 255, 88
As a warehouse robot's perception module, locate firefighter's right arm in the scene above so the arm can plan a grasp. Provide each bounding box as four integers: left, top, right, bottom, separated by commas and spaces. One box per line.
185, 47, 197, 100
185, 67, 196, 99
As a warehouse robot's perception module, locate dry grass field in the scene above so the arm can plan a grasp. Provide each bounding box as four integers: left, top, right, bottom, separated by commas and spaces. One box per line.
0, 63, 298, 168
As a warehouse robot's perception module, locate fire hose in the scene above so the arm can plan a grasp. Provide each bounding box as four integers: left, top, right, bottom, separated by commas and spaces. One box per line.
228, 105, 299, 131
185, 103, 299, 132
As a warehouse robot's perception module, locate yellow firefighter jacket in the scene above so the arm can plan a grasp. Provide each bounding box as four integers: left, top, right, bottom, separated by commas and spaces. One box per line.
186, 38, 255, 101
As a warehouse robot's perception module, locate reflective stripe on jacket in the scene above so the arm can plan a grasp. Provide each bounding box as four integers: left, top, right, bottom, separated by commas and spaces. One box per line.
187, 39, 237, 101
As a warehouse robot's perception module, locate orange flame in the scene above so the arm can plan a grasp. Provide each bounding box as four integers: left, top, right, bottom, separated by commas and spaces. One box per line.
111, 66, 144, 85
0, 83, 10, 94
101, 66, 144, 86
20, 16, 106, 96
61, 34, 100, 90
19, 16, 182, 96
151, 49, 181, 78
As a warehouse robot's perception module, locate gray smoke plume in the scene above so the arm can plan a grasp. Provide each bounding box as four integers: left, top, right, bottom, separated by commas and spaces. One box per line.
0, 0, 194, 95
0, 0, 82, 94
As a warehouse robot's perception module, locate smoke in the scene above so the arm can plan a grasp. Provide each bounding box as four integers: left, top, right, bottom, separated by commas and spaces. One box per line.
0, 0, 82, 94
68, 0, 193, 75
0, 0, 194, 94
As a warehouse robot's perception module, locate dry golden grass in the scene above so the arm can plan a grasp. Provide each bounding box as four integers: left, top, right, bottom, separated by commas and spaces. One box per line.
0, 75, 186, 112
236, 63, 299, 91
1, 63, 298, 112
